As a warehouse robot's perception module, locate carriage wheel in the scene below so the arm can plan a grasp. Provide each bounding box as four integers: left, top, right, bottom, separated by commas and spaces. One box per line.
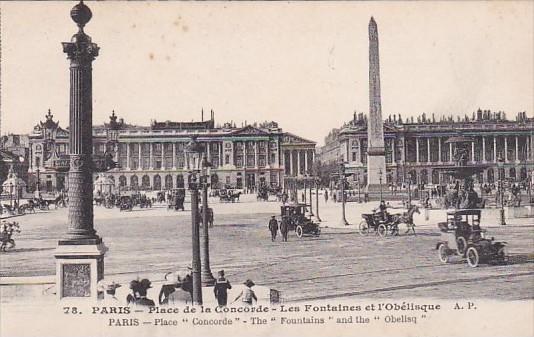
438, 243, 450, 263
358, 221, 369, 236
389, 224, 399, 236
377, 224, 387, 237
456, 237, 467, 255
296, 225, 304, 238
466, 247, 480, 267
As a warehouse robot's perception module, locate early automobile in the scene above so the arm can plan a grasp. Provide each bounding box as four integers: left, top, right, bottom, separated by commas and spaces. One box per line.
436, 209, 507, 267
279, 204, 320, 238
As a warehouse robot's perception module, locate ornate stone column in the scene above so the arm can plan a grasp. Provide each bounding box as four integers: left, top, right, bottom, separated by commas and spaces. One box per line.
482, 137, 486, 162
149, 143, 154, 170
504, 137, 508, 162
438, 138, 442, 163
55, 1, 106, 300
297, 150, 301, 176
416, 138, 420, 163
493, 136, 497, 162
426, 138, 431, 163
126, 143, 131, 170
515, 136, 519, 162
138, 143, 142, 170
471, 142, 475, 163
172, 143, 176, 170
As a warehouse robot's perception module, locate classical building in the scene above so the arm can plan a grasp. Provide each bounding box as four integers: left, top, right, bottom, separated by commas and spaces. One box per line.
319, 110, 534, 186
28, 110, 315, 192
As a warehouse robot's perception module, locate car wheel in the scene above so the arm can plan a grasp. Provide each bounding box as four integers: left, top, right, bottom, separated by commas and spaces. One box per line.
456, 237, 467, 255
296, 225, 303, 238
377, 224, 387, 237
466, 247, 480, 267
438, 243, 449, 263
358, 221, 369, 236
497, 246, 508, 263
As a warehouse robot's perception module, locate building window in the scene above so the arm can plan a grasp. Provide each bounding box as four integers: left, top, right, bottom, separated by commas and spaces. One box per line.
225, 155, 230, 165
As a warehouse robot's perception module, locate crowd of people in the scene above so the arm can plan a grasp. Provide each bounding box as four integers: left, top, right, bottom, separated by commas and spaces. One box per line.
98, 270, 258, 307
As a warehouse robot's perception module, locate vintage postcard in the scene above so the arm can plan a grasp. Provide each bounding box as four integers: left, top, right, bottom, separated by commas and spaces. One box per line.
0, 1, 533, 337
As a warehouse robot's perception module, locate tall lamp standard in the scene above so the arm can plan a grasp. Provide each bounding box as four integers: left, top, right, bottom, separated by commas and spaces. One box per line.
356, 171, 361, 203
497, 158, 506, 226
339, 162, 349, 226
9, 182, 13, 208
185, 136, 203, 305
200, 153, 216, 286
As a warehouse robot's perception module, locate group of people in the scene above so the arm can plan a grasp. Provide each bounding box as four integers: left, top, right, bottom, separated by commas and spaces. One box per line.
99, 270, 258, 307
268, 215, 289, 242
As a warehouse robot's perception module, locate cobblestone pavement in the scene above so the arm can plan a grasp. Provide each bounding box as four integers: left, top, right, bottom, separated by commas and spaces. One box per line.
1, 195, 533, 301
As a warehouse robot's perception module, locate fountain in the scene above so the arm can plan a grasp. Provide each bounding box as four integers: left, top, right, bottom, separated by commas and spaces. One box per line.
435, 135, 490, 209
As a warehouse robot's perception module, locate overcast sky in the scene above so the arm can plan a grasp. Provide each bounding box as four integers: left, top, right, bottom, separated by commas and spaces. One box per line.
1, 1, 532, 145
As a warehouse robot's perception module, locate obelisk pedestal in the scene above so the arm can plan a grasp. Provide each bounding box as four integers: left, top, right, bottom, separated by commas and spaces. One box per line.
55, 1, 107, 300
366, 17, 387, 199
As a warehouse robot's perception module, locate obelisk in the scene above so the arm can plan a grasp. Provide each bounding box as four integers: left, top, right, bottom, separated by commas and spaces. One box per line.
366, 17, 387, 196
55, 1, 106, 300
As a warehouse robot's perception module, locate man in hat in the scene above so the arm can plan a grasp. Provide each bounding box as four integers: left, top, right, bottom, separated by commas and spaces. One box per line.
233, 279, 257, 306
280, 216, 289, 242
101, 282, 121, 304
135, 279, 155, 307
268, 216, 279, 242
213, 270, 232, 307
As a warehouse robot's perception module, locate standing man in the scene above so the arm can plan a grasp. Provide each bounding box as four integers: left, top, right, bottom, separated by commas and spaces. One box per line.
324, 189, 329, 203
268, 215, 279, 242
213, 270, 232, 307
280, 216, 289, 242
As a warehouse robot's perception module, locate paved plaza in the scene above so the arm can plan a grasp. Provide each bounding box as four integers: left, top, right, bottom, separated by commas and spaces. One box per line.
1, 194, 533, 302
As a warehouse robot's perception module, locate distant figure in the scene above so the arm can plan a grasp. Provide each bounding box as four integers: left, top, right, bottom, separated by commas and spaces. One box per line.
280, 216, 289, 242
268, 216, 279, 242
333, 192, 337, 203
233, 279, 257, 306
213, 270, 232, 307
324, 190, 329, 203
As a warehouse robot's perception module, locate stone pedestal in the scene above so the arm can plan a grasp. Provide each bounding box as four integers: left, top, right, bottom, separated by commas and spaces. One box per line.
54, 242, 107, 299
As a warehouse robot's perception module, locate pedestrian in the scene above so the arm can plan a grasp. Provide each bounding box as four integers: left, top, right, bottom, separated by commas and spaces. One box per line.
126, 280, 140, 305
280, 216, 289, 242
324, 189, 329, 203
102, 281, 121, 304
135, 279, 155, 306
213, 270, 232, 307
333, 192, 337, 203
268, 215, 278, 242
232, 279, 257, 306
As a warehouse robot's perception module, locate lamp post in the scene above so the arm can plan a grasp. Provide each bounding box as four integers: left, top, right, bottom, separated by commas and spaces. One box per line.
407, 176, 412, 206
36, 167, 41, 197
185, 136, 203, 304
200, 154, 216, 286
315, 177, 321, 222
356, 172, 361, 203
339, 162, 349, 226
378, 168, 383, 201
9, 182, 13, 208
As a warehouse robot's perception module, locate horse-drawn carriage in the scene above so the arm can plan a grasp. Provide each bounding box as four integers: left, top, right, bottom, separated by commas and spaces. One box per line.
167, 188, 186, 211
436, 209, 507, 267
219, 189, 241, 203
280, 204, 320, 238
358, 204, 419, 237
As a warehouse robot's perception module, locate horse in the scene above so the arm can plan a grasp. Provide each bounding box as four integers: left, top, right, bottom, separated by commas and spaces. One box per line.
0, 221, 21, 252
392, 204, 420, 235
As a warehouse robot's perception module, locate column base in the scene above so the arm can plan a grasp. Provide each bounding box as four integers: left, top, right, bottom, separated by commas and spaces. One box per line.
201, 271, 216, 287
54, 241, 107, 300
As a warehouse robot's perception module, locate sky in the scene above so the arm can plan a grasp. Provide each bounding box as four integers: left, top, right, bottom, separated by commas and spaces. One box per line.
0, 1, 533, 145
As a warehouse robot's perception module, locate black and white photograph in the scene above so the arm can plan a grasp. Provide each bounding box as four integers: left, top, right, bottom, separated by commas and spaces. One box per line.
0, 1, 533, 336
